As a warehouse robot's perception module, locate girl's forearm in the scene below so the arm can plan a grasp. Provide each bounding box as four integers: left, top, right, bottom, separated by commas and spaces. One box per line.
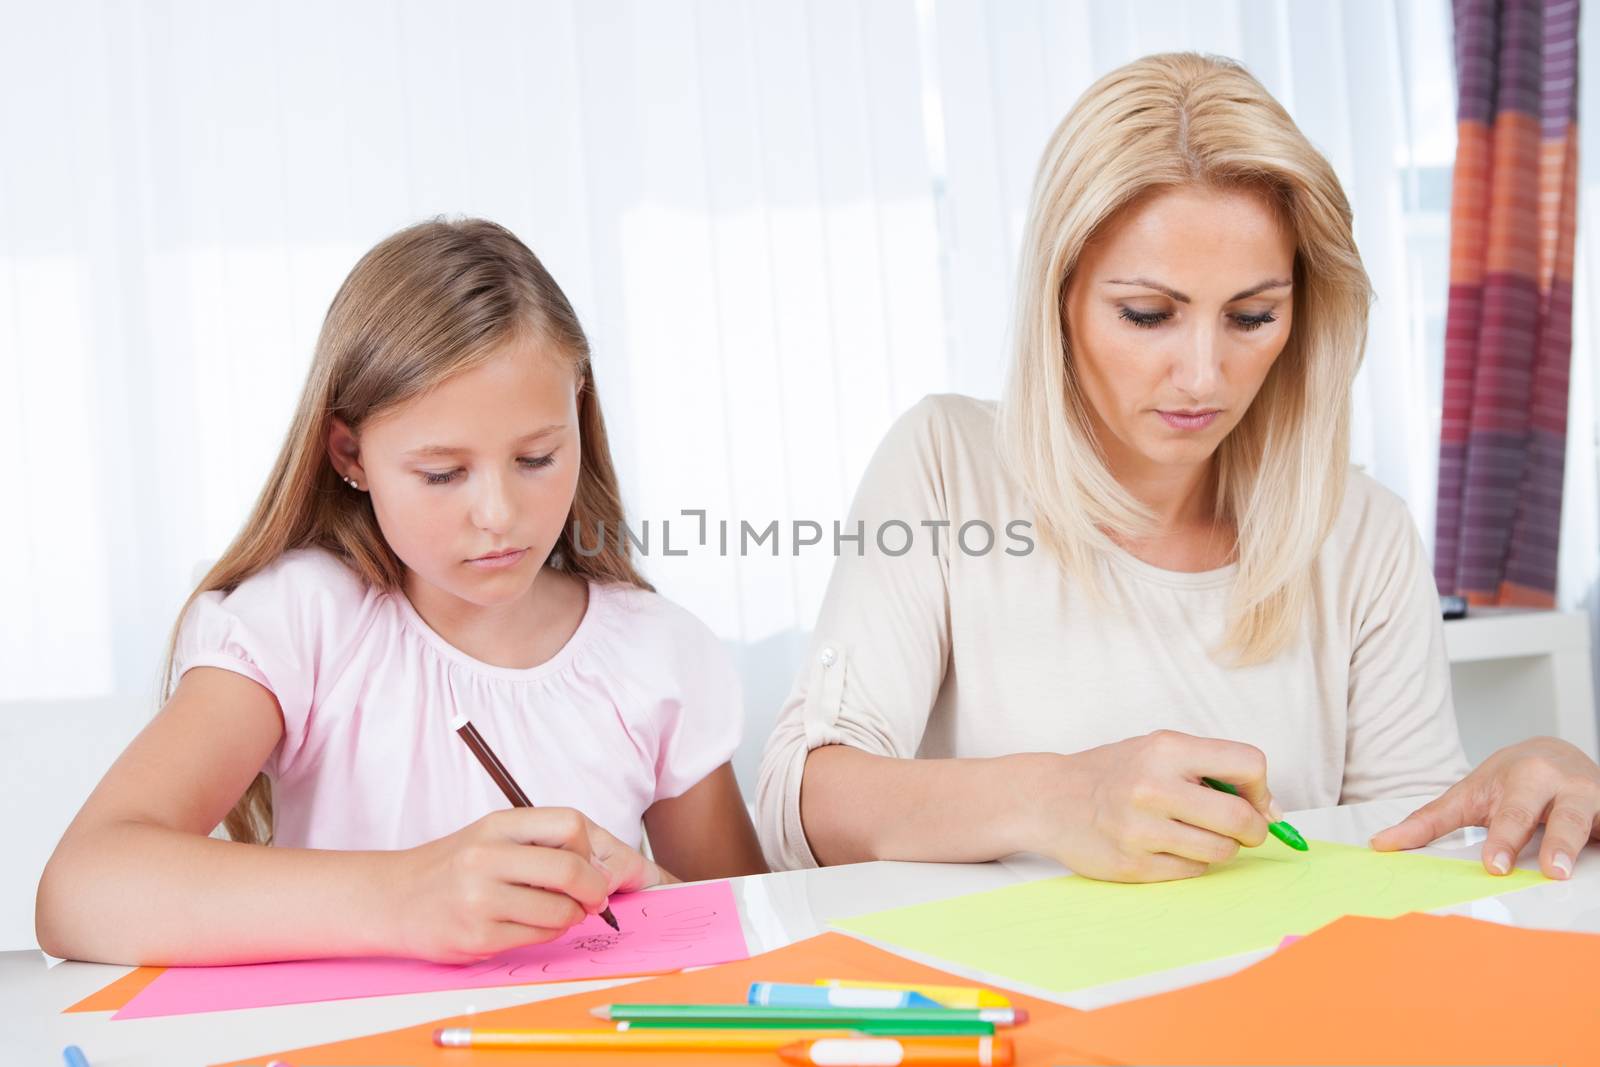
36, 820, 404, 966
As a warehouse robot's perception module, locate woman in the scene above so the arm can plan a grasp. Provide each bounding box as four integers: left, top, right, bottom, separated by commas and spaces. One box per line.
755, 53, 1599, 883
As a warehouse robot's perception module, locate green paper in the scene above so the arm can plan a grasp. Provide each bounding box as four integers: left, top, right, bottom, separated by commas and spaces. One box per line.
834, 838, 1545, 993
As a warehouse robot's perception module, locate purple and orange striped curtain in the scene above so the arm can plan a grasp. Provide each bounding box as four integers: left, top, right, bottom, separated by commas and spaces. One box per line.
1435, 0, 1581, 607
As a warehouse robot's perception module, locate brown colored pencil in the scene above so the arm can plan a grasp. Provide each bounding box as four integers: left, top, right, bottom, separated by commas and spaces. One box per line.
451, 714, 621, 931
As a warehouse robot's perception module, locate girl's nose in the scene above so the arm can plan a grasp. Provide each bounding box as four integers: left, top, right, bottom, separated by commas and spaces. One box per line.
470, 472, 515, 532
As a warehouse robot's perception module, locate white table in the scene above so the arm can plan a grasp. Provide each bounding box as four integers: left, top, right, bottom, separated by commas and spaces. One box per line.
2, 796, 1594, 1065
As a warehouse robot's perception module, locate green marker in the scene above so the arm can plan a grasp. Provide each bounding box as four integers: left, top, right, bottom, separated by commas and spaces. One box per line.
591, 1005, 1028, 1029
1202, 777, 1309, 851
624, 1018, 995, 1036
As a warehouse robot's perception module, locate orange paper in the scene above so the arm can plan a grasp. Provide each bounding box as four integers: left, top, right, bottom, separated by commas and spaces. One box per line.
1035, 912, 1600, 1065
218, 932, 1098, 1067
64, 965, 165, 1012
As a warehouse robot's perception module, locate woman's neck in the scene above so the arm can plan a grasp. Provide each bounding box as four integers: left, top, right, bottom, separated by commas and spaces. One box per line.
1119, 456, 1217, 531
1099, 437, 1233, 572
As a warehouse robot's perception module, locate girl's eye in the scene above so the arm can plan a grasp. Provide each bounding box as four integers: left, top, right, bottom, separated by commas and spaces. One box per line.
1118, 306, 1170, 329
1232, 311, 1277, 332
420, 455, 555, 486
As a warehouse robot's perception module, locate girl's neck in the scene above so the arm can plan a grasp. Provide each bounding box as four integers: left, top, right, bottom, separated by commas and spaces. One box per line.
402, 566, 589, 670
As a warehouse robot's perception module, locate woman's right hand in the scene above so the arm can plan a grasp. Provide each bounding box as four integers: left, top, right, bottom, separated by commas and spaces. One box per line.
1019, 730, 1281, 882
387, 807, 618, 963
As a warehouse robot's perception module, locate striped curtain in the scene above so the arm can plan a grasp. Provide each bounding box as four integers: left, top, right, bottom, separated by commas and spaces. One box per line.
1435, 0, 1581, 606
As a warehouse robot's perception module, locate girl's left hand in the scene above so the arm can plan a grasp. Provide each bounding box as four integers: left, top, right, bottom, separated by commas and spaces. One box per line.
587, 821, 676, 892
1370, 737, 1600, 880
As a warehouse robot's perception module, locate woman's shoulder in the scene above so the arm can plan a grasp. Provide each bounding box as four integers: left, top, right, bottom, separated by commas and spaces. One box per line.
1332, 469, 1421, 540
840, 393, 1016, 528
1324, 468, 1429, 584
865, 393, 1002, 482
890, 393, 998, 447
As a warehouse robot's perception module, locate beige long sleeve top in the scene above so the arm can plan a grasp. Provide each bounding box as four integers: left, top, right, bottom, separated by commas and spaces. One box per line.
755, 394, 1470, 870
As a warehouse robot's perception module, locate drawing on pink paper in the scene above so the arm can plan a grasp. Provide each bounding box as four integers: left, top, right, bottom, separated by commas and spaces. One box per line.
109, 881, 746, 1019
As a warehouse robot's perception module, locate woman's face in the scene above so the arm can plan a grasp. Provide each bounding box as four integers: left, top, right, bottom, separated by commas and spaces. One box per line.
1063, 185, 1297, 478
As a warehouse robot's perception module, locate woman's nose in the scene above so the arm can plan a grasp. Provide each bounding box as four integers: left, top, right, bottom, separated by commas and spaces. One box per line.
1172, 324, 1222, 399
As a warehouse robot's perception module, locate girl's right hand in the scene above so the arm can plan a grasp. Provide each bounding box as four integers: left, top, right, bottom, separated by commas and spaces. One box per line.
1021, 730, 1279, 882
388, 807, 617, 963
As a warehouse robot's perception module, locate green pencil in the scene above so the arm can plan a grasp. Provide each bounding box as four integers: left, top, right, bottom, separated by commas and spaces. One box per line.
590, 1005, 1028, 1029
1201, 776, 1309, 851
622, 1018, 996, 1036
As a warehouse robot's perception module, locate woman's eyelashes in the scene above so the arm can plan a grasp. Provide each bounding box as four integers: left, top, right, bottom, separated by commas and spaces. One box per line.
1117, 306, 1170, 329
418, 454, 557, 486
1232, 310, 1277, 331
1116, 305, 1278, 332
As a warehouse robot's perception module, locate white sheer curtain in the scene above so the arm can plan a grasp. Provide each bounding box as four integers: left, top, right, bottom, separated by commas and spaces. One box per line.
0, 0, 1526, 949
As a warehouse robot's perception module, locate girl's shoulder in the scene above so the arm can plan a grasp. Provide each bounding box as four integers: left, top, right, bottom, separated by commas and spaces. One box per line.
216, 546, 377, 623
588, 580, 730, 667
584, 581, 744, 797
179, 547, 383, 678
579, 581, 743, 722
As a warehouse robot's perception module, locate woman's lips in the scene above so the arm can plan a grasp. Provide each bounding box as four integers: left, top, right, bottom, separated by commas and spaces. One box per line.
1157, 409, 1220, 431
466, 548, 528, 570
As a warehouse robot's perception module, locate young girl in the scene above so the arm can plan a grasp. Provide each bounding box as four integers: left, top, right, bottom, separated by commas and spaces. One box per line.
36, 218, 768, 966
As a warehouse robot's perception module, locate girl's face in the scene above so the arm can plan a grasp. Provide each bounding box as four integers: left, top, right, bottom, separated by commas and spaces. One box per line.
1062, 185, 1297, 479
332, 337, 582, 609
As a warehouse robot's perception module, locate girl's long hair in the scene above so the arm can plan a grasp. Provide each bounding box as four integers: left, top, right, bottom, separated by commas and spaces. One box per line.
163, 218, 650, 845
998, 52, 1373, 664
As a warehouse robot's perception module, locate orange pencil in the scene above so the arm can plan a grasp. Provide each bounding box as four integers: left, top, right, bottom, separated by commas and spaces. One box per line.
434, 1027, 855, 1051
778, 1036, 1013, 1066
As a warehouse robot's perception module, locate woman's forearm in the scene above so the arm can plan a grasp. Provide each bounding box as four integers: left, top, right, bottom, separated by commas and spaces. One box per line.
36, 819, 402, 965
799, 745, 1051, 865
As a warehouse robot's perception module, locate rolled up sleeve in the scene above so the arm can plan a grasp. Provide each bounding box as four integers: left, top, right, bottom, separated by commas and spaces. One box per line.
755, 398, 957, 869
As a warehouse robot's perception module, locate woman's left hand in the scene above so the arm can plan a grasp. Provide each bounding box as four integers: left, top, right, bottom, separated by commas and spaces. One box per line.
1370, 737, 1600, 880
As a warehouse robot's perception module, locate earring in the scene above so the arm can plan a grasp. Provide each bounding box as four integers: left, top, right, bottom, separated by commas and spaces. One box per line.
343, 475, 361, 491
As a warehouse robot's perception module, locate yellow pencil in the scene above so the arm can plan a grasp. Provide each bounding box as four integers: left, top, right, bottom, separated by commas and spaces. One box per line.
433, 1026, 858, 1051
815, 980, 1012, 1009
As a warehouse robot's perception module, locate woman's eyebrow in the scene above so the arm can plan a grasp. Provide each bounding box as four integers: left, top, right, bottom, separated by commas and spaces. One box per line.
1103, 277, 1293, 303
404, 424, 566, 458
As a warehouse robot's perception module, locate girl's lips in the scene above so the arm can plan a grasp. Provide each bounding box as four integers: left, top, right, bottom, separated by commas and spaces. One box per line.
466, 548, 528, 570
1157, 409, 1220, 431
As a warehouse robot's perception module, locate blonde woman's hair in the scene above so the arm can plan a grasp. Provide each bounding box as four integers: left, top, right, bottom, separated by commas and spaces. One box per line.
998, 52, 1373, 665
163, 218, 652, 845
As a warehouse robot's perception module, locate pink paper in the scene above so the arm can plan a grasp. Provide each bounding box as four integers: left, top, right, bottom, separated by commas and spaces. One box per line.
1276, 934, 1303, 950
112, 880, 746, 1019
